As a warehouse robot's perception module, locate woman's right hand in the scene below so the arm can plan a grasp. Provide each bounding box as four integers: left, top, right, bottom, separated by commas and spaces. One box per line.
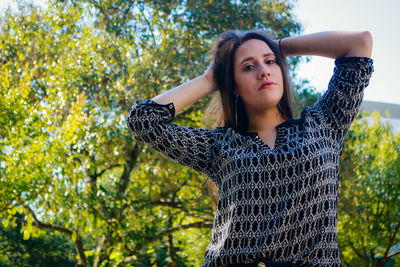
203, 64, 218, 92
152, 63, 218, 115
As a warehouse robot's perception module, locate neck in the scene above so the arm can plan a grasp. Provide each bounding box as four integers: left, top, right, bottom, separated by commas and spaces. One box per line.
246, 107, 286, 133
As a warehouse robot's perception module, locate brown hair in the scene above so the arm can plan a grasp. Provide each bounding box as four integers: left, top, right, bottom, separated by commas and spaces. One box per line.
210, 30, 293, 133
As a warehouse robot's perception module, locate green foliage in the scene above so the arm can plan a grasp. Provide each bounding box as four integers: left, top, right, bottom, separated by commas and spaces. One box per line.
291, 80, 321, 118
339, 111, 400, 267
0, 213, 76, 267
0, 0, 305, 266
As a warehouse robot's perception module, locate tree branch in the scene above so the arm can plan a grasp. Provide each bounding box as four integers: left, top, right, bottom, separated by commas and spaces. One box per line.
88, 164, 122, 187
167, 212, 177, 266
388, 249, 400, 258
121, 3, 134, 26
75, 234, 88, 267
23, 205, 87, 266
159, 221, 213, 237
348, 239, 366, 260
0, 203, 12, 213
118, 145, 140, 196
93, 235, 106, 267
125, 220, 213, 257
24, 205, 73, 236
88, 0, 109, 21
384, 222, 400, 257
139, 3, 156, 46
113, 255, 138, 267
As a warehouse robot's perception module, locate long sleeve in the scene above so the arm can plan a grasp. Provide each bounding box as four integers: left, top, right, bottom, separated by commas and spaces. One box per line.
126, 99, 218, 181
312, 57, 374, 143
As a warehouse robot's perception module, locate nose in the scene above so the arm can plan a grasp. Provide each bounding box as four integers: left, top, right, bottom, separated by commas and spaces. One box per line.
258, 63, 271, 79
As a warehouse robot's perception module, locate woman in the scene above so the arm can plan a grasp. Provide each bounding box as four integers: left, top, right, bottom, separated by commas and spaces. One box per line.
127, 30, 373, 266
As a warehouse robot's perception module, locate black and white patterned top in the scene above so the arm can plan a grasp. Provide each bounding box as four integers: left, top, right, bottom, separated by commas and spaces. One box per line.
126, 57, 373, 266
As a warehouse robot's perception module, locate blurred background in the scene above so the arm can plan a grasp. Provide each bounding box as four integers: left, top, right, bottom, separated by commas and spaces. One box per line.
0, 1, 399, 266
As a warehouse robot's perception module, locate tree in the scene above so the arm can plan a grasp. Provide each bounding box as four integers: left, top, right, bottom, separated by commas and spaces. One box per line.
0, 213, 76, 267
0, 0, 305, 266
339, 111, 400, 267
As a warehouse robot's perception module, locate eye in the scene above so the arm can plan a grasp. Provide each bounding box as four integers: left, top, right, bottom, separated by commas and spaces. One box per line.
243, 64, 255, 71
265, 59, 276, 64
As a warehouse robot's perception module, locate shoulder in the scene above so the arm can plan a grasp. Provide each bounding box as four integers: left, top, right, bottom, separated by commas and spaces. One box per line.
333, 57, 374, 83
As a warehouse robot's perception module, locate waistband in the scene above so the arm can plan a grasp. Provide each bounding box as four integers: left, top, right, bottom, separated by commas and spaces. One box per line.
229, 260, 298, 267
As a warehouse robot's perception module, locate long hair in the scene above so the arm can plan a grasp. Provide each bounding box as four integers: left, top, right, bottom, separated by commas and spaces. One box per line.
209, 30, 293, 133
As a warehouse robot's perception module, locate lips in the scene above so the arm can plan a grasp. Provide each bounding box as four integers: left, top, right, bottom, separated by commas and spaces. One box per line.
259, 80, 277, 90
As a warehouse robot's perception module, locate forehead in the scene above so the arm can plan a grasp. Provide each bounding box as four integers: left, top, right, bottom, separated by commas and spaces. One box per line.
235, 39, 273, 63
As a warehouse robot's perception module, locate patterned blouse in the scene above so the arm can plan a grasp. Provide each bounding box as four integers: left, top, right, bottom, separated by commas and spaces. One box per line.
126, 57, 374, 266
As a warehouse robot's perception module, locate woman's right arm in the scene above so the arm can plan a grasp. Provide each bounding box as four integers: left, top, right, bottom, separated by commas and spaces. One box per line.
126, 66, 221, 184
151, 66, 217, 114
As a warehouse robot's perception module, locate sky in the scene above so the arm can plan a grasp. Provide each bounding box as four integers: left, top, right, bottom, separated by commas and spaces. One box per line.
1, 0, 399, 105
293, 0, 400, 105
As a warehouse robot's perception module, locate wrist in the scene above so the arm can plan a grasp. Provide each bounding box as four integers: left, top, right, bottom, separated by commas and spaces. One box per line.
278, 39, 284, 57
279, 38, 293, 57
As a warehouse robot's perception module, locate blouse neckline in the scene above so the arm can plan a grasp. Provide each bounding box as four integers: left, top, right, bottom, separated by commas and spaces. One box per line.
241, 116, 305, 149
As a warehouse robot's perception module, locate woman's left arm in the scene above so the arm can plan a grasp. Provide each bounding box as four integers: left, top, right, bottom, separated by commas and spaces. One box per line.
280, 31, 372, 58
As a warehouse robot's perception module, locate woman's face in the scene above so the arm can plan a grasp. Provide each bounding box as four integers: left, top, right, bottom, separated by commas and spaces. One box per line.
233, 39, 284, 113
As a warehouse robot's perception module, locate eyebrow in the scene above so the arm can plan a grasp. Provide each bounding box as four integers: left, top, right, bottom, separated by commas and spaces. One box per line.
239, 53, 275, 66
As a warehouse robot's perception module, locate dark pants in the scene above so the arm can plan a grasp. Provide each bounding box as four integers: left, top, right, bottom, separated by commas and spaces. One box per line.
229, 260, 298, 267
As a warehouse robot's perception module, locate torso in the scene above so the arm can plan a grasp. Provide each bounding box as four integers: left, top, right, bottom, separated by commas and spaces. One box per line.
204, 110, 343, 266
